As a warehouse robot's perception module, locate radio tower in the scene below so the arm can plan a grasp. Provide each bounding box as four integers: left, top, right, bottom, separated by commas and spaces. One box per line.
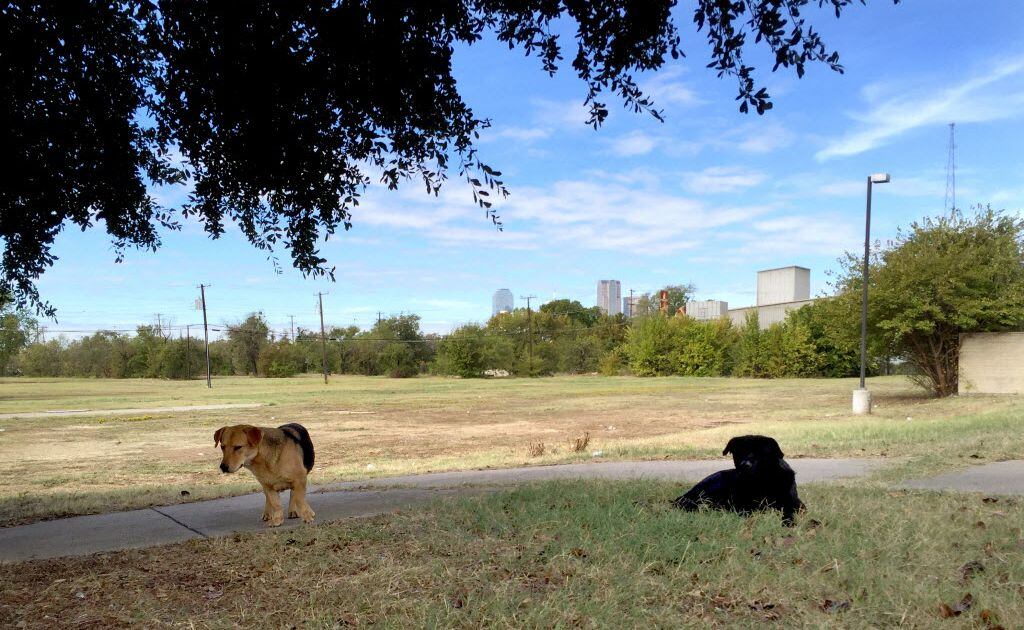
944, 122, 956, 212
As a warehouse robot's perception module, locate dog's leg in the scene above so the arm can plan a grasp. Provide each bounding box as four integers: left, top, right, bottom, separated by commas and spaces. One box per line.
290, 477, 315, 524
261, 484, 285, 527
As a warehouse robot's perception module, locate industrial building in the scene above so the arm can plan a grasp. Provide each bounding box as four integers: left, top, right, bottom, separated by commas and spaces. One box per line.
597, 279, 622, 316
622, 295, 641, 318
686, 266, 817, 329
491, 288, 514, 316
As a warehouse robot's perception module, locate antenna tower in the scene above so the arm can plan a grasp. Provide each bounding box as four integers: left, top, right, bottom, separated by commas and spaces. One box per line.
944, 122, 956, 212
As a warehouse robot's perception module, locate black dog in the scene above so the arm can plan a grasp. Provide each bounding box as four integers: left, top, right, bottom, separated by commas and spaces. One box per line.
671, 435, 804, 526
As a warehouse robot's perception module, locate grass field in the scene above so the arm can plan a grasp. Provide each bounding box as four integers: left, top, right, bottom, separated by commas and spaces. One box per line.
2, 375, 1023, 627
1, 374, 1022, 527
2, 481, 1022, 628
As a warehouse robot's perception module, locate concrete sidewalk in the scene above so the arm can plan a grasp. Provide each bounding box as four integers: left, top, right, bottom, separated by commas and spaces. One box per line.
0, 458, 881, 563
900, 460, 1024, 495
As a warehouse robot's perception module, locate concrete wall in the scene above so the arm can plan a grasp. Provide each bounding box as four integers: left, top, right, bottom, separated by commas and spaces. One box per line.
959, 332, 1024, 394
727, 299, 816, 329
687, 300, 729, 321
757, 266, 810, 306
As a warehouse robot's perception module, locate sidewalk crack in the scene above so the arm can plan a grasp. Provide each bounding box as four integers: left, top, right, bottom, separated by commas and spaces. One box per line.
150, 507, 208, 538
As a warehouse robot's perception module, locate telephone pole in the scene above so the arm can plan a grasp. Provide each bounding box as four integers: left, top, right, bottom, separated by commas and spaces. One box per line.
185, 324, 192, 380
521, 295, 536, 376
318, 292, 329, 384
288, 315, 295, 341
628, 289, 635, 318
199, 284, 212, 388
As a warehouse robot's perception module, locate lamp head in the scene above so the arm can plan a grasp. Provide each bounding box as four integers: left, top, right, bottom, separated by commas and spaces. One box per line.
870, 173, 891, 184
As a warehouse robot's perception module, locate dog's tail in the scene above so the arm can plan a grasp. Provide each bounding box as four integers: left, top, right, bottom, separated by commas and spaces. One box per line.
279, 423, 315, 473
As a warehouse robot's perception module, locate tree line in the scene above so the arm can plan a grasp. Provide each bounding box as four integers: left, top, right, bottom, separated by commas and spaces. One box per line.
3, 209, 1022, 397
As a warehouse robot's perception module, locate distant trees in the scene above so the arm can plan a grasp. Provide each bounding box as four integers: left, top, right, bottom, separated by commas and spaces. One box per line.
226, 314, 270, 375
0, 299, 37, 375
631, 284, 696, 316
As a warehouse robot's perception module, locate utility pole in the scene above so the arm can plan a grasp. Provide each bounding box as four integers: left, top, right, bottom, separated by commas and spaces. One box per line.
376, 311, 384, 325
199, 284, 212, 388
318, 292, 329, 384
288, 315, 295, 341
521, 295, 536, 376
185, 324, 192, 381
628, 289, 635, 318
154, 313, 164, 338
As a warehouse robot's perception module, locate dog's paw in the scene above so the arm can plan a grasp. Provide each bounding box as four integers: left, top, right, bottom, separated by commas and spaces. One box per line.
261, 512, 271, 522
266, 512, 285, 527
288, 510, 299, 519
301, 509, 315, 524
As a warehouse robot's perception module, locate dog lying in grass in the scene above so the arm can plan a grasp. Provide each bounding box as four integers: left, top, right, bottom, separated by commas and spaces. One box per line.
671, 435, 804, 526
214, 423, 315, 527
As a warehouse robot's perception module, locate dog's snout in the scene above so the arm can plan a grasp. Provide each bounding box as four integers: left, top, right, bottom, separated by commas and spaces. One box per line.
219, 462, 229, 473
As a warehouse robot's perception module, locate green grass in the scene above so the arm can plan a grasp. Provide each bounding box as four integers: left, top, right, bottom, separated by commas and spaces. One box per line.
3, 480, 1022, 628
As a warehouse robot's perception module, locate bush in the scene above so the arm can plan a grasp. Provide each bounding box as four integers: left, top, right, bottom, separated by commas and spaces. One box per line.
256, 341, 305, 378
378, 342, 417, 378
435, 325, 486, 377
624, 315, 736, 377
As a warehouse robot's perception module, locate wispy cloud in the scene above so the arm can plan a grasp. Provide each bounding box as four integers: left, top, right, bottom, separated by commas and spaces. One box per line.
642, 66, 705, 109
817, 55, 1024, 160
682, 167, 766, 194
609, 130, 659, 157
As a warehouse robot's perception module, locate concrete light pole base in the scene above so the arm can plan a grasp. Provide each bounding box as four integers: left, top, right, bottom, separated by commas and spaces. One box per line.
852, 388, 872, 415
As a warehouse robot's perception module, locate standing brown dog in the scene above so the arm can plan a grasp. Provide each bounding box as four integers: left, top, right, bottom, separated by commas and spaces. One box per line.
214, 423, 316, 526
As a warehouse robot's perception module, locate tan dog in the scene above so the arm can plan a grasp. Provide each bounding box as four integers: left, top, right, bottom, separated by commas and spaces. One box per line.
214, 423, 316, 527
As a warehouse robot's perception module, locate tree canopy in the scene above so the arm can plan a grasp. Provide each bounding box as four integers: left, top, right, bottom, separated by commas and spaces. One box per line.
2, 0, 890, 315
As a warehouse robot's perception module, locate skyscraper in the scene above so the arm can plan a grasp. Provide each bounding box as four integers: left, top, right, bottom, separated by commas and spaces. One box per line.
597, 280, 621, 316
492, 288, 514, 316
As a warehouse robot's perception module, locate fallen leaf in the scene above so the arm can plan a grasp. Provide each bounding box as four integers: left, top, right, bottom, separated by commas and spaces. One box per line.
779, 536, 797, 547
819, 599, 851, 613
805, 519, 823, 530
749, 600, 776, 612
975, 521, 987, 529
569, 548, 587, 558
939, 593, 974, 618
180, 490, 190, 497
982, 497, 999, 503
957, 560, 985, 583
970, 453, 981, 459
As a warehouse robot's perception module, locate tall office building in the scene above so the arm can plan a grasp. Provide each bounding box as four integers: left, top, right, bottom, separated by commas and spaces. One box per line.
492, 288, 514, 316
597, 280, 622, 316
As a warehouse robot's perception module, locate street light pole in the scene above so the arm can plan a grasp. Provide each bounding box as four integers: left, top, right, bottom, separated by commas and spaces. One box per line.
854, 173, 890, 414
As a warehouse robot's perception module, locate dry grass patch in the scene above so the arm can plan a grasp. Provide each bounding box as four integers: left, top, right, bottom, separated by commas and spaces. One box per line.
0, 375, 1021, 525
2, 481, 1022, 628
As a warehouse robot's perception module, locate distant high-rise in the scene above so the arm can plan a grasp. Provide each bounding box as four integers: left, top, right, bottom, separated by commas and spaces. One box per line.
597, 280, 622, 316
492, 288, 514, 316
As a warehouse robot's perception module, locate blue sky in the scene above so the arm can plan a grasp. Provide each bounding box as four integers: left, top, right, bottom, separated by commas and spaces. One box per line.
37, 0, 1024, 338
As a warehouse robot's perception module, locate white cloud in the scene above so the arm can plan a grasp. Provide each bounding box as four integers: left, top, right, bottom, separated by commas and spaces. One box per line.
682, 167, 766, 194
609, 131, 659, 157
481, 126, 551, 143
642, 67, 704, 109
347, 171, 774, 256
817, 55, 1024, 160
735, 121, 794, 154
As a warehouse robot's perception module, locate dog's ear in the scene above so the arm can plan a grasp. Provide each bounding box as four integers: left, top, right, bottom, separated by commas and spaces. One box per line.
244, 426, 263, 447
214, 427, 225, 447
768, 438, 785, 460
723, 437, 741, 456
